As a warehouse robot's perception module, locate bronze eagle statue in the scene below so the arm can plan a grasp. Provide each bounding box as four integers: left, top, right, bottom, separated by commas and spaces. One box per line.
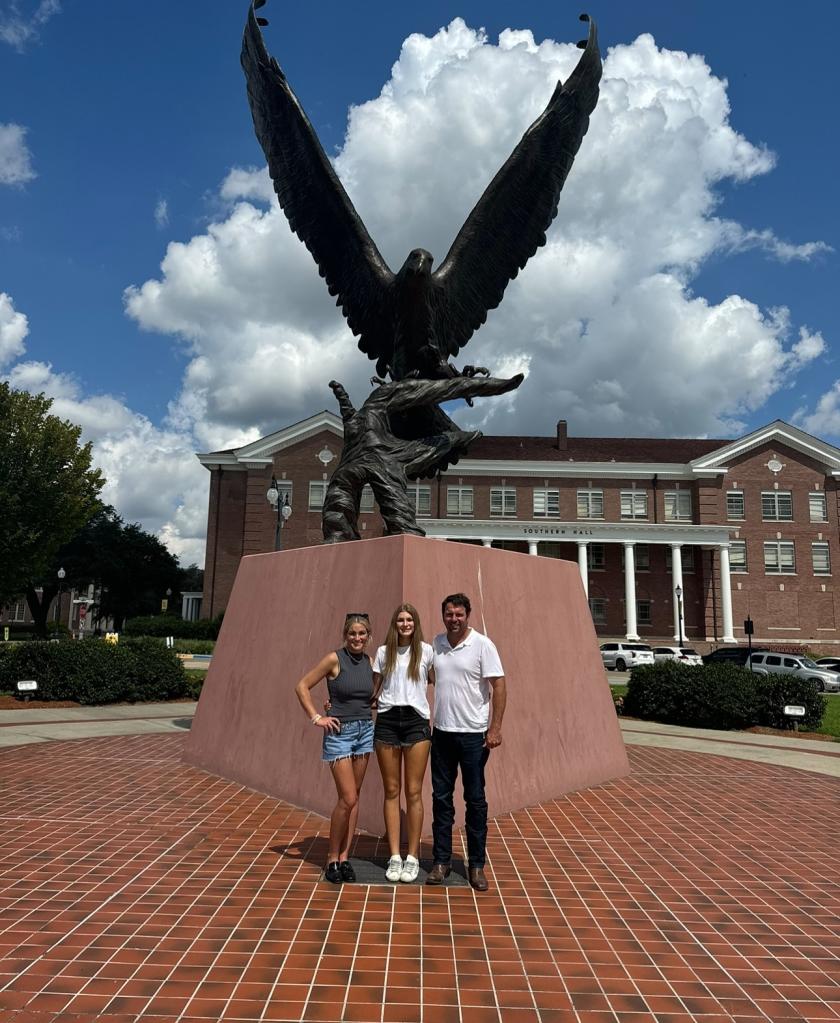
241, 1, 601, 386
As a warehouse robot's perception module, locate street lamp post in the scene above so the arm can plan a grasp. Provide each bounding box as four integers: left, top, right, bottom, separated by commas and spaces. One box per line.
675, 583, 684, 645
56, 567, 66, 625
266, 475, 293, 551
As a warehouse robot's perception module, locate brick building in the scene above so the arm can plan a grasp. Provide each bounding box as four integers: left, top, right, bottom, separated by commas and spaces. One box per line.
198, 415, 840, 647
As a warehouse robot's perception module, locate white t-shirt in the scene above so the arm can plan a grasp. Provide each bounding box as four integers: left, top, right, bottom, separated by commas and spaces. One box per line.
373, 642, 433, 718
432, 629, 504, 732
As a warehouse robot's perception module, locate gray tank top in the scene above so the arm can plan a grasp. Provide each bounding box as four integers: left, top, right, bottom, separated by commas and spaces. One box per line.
328, 648, 373, 721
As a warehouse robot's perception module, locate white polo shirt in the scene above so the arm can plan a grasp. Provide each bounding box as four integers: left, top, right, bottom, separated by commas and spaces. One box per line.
432, 628, 504, 732
372, 642, 433, 718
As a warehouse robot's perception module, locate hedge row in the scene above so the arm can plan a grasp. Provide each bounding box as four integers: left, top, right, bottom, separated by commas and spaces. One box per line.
0, 638, 190, 704
122, 614, 223, 640
624, 661, 826, 731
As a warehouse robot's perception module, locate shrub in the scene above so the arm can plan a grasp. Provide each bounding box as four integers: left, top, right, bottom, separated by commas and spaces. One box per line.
0, 638, 189, 704
185, 672, 206, 701
122, 614, 223, 640
624, 661, 762, 730
756, 673, 826, 731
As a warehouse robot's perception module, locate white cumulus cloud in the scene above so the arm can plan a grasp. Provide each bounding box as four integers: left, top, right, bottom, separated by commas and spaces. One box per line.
0, 0, 60, 50
0, 291, 28, 366
0, 122, 36, 185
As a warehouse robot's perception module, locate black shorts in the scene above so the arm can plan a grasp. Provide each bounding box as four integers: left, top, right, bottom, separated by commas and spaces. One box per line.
374, 706, 431, 748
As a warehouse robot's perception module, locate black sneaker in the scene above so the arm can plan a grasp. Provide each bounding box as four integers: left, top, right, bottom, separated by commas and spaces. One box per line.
339, 861, 356, 882
325, 861, 343, 884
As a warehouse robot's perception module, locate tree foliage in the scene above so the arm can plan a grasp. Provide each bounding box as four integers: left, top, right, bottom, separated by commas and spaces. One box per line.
0, 383, 103, 605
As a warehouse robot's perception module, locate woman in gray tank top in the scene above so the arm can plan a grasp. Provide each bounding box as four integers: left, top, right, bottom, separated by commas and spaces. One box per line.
295, 613, 374, 884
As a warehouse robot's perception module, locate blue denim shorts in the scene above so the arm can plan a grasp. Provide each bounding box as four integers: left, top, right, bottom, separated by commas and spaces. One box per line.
322, 719, 375, 762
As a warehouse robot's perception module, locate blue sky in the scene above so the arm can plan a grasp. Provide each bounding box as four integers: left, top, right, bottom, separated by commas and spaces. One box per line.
1, 0, 837, 563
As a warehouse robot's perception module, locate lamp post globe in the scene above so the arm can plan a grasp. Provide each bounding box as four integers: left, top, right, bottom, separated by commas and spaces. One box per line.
267, 474, 292, 551
674, 583, 684, 645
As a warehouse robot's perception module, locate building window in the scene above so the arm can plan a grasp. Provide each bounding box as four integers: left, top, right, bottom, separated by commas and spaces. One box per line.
490, 487, 517, 517
577, 489, 604, 519
587, 544, 605, 571
636, 600, 651, 626
621, 544, 650, 571
360, 485, 375, 513
620, 491, 647, 519
764, 541, 795, 575
589, 597, 607, 624
409, 484, 432, 516
730, 541, 747, 573
812, 542, 831, 575
761, 491, 793, 521
533, 488, 560, 517
664, 490, 692, 521
726, 491, 745, 520
308, 481, 327, 511
665, 547, 695, 572
809, 492, 827, 522
8, 600, 26, 622
447, 486, 474, 517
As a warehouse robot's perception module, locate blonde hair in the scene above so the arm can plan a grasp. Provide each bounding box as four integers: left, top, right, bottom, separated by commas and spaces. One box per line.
342, 614, 371, 644
382, 603, 424, 681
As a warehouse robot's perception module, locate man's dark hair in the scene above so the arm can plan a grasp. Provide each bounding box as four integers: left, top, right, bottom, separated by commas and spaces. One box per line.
441, 593, 471, 616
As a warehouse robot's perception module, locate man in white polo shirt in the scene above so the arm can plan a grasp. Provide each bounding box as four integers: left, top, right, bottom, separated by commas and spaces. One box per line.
426, 592, 506, 891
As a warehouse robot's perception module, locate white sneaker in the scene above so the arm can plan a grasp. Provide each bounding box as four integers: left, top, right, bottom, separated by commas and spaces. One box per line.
385, 855, 403, 882
400, 855, 420, 883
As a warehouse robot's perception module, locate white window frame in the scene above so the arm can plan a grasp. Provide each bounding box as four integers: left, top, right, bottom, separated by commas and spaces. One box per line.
812, 542, 831, 576
588, 596, 607, 624
490, 486, 517, 517
761, 491, 793, 521
8, 600, 26, 623
409, 483, 432, 517
360, 484, 376, 513
636, 599, 652, 626
447, 486, 474, 517
809, 492, 827, 522
587, 543, 605, 571
577, 489, 604, 520
764, 541, 796, 575
532, 488, 560, 518
620, 490, 648, 520
308, 481, 327, 511
726, 490, 745, 520
664, 490, 692, 522
730, 540, 747, 573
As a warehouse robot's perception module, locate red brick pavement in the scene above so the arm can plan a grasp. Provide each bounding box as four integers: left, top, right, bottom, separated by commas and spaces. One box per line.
0, 734, 838, 1023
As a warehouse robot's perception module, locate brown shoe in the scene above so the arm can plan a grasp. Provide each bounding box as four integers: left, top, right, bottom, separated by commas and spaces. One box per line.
425, 863, 451, 885
468, 866, 488, 891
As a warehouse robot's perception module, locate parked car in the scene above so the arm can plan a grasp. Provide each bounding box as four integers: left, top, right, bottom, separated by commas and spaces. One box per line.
600, 642, 655, 671
815, 657, 840, 672
746, 652, 840, 693
652, 646, 703, 666
702, 647, 765, 667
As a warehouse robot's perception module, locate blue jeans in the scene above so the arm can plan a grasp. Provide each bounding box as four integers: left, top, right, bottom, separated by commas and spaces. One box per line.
321, 719, 374, 762
431, 729, 489, 868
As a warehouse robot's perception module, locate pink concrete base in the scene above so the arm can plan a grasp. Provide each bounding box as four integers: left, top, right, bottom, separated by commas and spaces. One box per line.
184, 535, 630, 836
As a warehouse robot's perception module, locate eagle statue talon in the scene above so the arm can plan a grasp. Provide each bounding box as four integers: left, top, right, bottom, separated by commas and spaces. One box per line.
370, 375, 386, 386
462, 365, 490, 378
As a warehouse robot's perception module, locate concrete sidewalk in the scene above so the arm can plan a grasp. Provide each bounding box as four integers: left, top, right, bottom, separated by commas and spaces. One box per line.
0, 700, 837, 774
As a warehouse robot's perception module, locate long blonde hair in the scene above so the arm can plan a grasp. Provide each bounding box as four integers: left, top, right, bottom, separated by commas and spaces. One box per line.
382, 603, 424, 681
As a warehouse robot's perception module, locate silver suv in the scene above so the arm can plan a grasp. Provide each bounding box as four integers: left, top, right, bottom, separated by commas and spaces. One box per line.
600, 642, 655, 672
746, 652, 840, 693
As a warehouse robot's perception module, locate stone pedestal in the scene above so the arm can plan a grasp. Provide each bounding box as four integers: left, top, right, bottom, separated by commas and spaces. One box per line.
183, 535, 629, 835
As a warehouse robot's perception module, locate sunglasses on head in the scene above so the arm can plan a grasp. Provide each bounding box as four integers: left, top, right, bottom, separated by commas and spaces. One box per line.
345, 612, 370, 620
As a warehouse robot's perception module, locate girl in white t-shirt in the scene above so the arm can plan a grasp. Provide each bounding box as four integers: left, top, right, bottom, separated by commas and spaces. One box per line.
372, 603, 435, 883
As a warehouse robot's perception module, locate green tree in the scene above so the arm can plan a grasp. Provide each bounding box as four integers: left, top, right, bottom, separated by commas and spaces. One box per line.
0, 383, 103, 606
27, 508, 182, 634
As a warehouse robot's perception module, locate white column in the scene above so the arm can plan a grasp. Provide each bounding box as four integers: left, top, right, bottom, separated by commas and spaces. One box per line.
719, 544, 736, 642
528, 541, 538, 556
624, 542, 639, 640
577, 542, 589, 598
670, 543, 684, 642
482, 538, 493, 548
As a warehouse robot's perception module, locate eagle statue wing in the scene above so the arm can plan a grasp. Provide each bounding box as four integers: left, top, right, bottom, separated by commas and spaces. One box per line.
242, 1, 395, 365
431, 15, 601, 357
